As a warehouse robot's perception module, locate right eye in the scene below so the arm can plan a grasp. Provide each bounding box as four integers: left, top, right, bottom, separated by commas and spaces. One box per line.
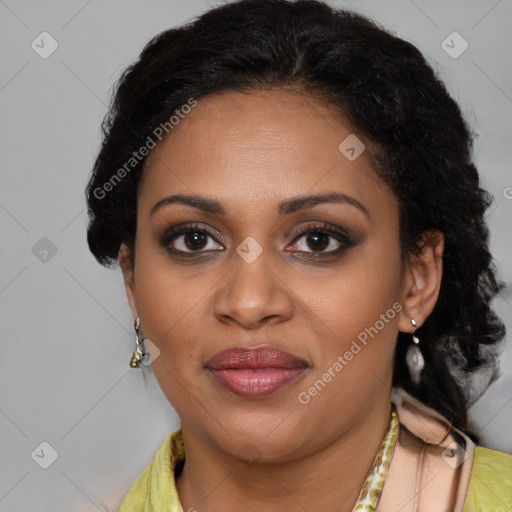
160, 223, 225, 256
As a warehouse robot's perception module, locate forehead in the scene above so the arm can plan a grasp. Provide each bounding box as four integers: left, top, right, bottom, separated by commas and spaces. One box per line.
139, 88, 395, 221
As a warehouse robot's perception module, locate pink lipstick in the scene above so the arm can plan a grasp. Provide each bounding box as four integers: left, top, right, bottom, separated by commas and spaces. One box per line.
205, 346, 308, 398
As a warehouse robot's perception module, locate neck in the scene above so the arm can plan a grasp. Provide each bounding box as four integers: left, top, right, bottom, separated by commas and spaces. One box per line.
176, 394, 392, 512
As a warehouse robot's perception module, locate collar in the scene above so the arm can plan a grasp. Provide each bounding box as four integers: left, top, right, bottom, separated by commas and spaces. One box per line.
378, 388, 476, 512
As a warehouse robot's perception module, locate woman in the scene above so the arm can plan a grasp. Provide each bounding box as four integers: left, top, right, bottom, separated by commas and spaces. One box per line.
85, 0, 512, 510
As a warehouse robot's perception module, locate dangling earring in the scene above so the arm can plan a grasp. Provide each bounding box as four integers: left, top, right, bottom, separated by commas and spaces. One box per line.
129, 317, 146, 368
406, 319, 424, 385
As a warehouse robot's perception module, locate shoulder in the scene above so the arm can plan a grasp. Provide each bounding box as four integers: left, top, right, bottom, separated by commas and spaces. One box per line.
462, 446, 512, 512
118, 427, 184, 512
117, 463, 150, 512
386, 388, 511, 512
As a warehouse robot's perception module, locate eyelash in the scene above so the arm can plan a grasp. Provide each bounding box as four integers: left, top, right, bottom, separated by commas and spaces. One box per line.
160, 222, 353, 260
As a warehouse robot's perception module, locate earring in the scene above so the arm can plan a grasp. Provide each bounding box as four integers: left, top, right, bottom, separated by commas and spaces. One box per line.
129, 317, 147, 368
406, 319, 424, 385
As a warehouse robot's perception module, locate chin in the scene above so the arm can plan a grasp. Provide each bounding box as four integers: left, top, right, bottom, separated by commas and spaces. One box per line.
208, 413, 308, 463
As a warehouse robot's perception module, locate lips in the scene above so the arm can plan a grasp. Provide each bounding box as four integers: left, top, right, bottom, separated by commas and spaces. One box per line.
205, 346, 309, 398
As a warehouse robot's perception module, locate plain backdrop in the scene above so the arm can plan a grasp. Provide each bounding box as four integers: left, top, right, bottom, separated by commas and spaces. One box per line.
1, 1, 511, 510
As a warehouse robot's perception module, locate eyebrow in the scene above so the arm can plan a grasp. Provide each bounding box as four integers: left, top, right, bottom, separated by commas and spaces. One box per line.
149, 192, 370, 218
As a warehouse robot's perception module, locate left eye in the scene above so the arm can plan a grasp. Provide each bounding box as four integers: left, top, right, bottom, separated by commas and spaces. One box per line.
289, 228, 348, 254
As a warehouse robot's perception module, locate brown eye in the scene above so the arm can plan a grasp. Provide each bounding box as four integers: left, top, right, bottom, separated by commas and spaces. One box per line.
182, 232, 208, 251
160, 224, 224, 254
287, 223, 352, 256
300, 231, 334, 252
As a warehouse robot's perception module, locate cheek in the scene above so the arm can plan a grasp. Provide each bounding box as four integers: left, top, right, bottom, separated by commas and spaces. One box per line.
135, 273, 206, 361
299, 239, 402, 383
131, 236, 209, 373
306, 241, 401, 330
134, 264, 209, 411
293, 274, 401, 441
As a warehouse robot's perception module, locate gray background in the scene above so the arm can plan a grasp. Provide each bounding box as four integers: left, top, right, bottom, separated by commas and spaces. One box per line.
1, 0, 511, 510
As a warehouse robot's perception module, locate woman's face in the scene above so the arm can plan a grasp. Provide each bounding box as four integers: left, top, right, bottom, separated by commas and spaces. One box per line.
120, 88, 435, 461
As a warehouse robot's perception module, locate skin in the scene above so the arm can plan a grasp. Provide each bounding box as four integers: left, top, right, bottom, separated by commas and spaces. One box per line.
119, 87, 444, 512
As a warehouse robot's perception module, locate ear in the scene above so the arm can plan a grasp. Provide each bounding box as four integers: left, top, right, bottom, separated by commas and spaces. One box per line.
398, 229, 444, 333
119, 243, 139, 320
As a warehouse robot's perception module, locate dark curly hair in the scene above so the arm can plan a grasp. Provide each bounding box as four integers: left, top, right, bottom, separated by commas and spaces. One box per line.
85, 0, 506, 434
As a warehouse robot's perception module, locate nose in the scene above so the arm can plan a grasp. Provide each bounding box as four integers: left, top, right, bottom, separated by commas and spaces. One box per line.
212, 247, 294, 329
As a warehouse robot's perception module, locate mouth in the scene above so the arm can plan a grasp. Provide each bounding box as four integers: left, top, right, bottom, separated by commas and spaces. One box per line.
205, 345, 309, 399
